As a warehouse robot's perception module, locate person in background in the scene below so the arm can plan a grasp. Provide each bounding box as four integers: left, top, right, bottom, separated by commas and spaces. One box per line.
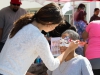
0, 0, 27, 52
47, 30, 93, 75
71, 3, 86, 25
89, 8, 100, 22
74, 11, 87, 56
74, 11, 87, 41
82, 20, 100, 75
74, 3, 85, 21
0, 3, 79, 75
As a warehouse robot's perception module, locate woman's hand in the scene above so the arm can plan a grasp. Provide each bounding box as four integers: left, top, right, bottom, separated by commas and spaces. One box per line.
68, 40, 79, 52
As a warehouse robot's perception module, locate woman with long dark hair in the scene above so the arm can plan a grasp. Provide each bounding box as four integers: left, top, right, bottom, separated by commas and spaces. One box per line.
0, 3, 79, 75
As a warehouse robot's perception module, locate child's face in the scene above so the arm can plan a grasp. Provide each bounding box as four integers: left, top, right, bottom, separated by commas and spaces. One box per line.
60, 33, 71, 53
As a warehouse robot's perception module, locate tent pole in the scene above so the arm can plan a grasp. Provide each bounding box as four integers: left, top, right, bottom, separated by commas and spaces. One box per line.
72, 1, 75, 26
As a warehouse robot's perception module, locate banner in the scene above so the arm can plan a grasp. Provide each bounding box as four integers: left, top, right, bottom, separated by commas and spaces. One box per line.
51, 37, 61, 57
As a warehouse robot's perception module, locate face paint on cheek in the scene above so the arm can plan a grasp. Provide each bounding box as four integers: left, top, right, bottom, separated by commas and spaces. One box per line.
60, 42, 70, 47
60, 36, 71, 47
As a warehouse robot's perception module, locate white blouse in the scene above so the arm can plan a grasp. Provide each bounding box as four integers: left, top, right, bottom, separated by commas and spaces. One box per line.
0, 24, 60, 75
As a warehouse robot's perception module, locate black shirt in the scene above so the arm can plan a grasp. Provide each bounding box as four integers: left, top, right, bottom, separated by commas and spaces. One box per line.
90, 14, 100, 22
48, 21, 73, 37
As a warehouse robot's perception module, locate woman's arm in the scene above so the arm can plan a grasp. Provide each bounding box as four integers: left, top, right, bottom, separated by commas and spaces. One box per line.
35, 35, 79, 71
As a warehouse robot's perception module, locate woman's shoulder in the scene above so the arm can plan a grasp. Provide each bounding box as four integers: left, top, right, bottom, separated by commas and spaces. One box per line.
75, 55, 88, 61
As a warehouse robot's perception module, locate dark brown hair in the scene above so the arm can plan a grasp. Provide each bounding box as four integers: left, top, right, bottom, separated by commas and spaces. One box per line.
94, 8, 99, 12
9, 2, 64, 38
78, 3, 85, 9
76, 11, 86, 21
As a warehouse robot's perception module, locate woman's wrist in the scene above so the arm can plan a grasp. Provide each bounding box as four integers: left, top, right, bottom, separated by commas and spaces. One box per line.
66, 47, 74, 53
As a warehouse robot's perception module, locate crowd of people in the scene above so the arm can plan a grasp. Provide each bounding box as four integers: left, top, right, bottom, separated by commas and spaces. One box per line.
0, 0, 100, 75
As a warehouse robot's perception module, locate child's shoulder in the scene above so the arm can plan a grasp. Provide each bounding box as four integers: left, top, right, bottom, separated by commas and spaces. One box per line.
77, 55, 90, 64
77, 55, 87, 59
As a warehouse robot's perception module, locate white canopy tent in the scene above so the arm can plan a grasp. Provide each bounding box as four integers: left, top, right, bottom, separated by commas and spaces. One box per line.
0, 0, 94, 9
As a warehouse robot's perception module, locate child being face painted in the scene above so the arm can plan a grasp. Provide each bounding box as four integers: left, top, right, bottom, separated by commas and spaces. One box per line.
60, 33, 71, 53
47, 30, 94, 75
59, 30, 79, 53
60, 35, 71, 47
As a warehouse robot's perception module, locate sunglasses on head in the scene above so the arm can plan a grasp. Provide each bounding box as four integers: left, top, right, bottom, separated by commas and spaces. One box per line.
12, 4, 20, 6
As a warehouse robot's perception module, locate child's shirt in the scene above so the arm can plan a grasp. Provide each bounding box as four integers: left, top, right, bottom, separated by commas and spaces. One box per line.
47, 55, 94, 75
